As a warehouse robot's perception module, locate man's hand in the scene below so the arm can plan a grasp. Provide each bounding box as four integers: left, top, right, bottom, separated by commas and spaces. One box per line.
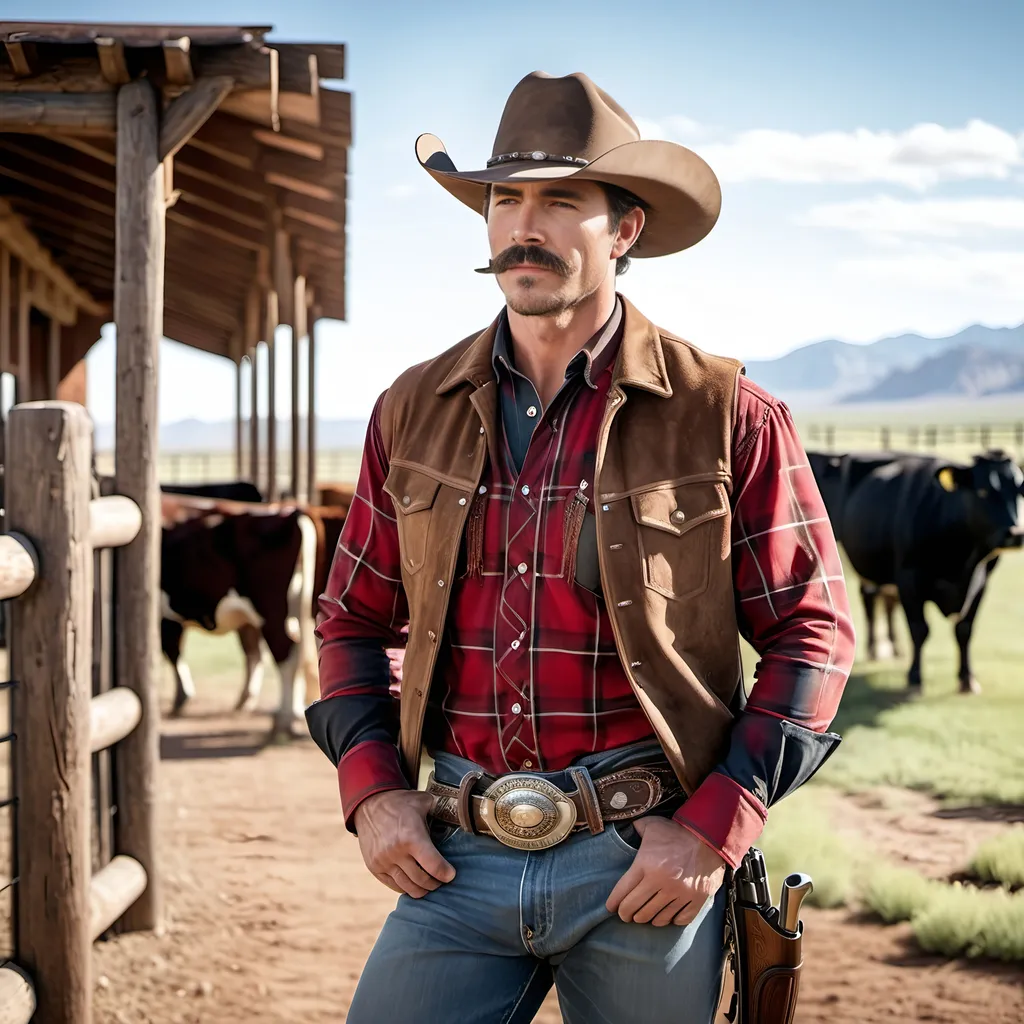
354, 789, 456, 898
606, 816, 727, 927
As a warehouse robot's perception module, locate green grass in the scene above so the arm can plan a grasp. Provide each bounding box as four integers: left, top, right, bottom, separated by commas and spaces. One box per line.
742, 551, 1024, 807
969, 827, 1024, 890
912, 886, 1024, 962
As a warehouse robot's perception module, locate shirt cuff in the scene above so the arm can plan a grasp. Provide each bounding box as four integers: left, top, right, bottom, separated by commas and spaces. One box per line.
672, 771, 768, 869
337, 740, 410, 832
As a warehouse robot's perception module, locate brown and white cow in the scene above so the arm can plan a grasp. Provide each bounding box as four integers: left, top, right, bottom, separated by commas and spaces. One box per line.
160, 495, 318, 738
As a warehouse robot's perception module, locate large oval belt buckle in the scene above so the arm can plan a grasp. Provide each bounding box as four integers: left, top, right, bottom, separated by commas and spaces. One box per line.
479, 775, 577, 851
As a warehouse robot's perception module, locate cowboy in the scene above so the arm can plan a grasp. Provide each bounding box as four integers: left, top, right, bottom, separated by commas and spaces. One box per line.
308, 72, 855, 1023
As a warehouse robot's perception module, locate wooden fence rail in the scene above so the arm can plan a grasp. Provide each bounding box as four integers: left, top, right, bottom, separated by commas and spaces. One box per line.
0, 401, 155, 1024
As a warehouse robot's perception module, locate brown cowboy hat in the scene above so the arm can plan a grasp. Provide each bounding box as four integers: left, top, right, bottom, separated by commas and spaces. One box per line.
415, 71, 721, 257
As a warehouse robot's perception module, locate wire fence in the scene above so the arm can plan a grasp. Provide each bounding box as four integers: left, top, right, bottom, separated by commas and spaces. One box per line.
799, 421, 1024, 464
93, 420, 1024, 491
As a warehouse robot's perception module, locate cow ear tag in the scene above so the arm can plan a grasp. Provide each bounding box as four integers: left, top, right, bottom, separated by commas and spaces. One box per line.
937, 467, 956, 493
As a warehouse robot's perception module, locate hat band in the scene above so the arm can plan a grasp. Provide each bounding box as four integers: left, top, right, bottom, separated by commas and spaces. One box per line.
486, 151, 590, 168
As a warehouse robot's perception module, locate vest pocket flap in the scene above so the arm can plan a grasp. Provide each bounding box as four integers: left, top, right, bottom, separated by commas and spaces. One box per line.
383, 465, 441, 515
630, 482, 728, 537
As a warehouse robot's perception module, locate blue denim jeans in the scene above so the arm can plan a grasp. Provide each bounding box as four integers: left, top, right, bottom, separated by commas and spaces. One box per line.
347, 743, 727, 1023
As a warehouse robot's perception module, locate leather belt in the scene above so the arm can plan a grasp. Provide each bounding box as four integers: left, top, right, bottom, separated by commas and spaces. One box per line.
427, 764, 680, 852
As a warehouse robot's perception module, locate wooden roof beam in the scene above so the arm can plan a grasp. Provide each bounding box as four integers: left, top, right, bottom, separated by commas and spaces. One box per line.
4, 40, 36, 77
0, 197, 107, 321
162, 37, 194, 86
95, 37, 130, 85
158, 74, 234, 161
0, 91, 116, 132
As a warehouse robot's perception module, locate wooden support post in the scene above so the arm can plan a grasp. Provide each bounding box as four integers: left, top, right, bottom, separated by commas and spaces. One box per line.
265, 288, 279, 501
158, 76, 235, 162
0, 245, 10, 374
249, 344, 260, 488
16, 260, 30, 403
9, 401, 94, 1024
48, 315, 61, 399
291, 273, 306, 499
113, 79, 165, 934
235, 356, 244, 480
243, 285, 260, 488
306, 301, 318, 505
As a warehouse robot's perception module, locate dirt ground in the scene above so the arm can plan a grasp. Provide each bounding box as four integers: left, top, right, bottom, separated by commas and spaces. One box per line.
92, 700, 1024, 1024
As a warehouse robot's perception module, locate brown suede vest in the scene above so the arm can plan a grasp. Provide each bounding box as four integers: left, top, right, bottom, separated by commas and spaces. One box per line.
379, 297, 743, 796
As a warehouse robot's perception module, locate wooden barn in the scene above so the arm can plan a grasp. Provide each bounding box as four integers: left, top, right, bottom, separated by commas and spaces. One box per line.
0, 21, 350, 1024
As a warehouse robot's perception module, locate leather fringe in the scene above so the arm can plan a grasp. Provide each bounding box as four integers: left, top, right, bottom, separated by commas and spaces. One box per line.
466, 489, 488, 580
561, 486, 588, 582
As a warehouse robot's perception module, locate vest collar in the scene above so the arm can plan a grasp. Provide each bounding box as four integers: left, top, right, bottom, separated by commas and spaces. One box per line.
435, 295, 672, 399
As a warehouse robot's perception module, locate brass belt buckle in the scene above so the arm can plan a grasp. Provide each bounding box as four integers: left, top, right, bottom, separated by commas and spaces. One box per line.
478, 774, 577, 850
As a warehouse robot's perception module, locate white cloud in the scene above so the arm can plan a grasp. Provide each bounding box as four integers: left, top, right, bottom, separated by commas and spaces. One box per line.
840, 248, 1024, 298
801, 196, 1024, 239
641, 117, 1024, 190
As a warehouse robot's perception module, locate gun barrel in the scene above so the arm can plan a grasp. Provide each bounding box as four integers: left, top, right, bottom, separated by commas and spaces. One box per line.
779, 872, 814, 933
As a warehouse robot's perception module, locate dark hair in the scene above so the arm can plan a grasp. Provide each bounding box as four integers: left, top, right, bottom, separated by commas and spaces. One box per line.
483, 182, 648, 275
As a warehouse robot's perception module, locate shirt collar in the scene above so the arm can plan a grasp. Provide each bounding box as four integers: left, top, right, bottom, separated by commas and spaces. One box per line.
491, 295, 624, 390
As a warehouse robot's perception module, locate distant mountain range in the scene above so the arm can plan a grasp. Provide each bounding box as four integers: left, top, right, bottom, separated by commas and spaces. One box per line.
744, 322, 1024, 406
94, 322, 1024, 449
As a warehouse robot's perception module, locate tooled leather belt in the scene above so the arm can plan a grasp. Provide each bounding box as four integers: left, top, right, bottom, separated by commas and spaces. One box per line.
426, 763, 681, 852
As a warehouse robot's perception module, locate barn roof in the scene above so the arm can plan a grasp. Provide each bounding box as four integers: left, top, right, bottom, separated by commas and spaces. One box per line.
0, 21, 349, 365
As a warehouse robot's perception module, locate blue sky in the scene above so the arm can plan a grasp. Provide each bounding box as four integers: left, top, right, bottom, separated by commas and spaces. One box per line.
27, 0, 1024, 423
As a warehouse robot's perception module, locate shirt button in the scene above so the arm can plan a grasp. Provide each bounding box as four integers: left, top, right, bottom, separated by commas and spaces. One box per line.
511, 640, 520, 650
401, 495, 411, 506
479, 426, 485, 434
602, 504, 610, 512
521, 485, 530, 496
428, 630, 436, 642
526, 405, 538, 418
672, 509, 686, 523
517, 562, 528, 575
478, 485, 488, 495
458, 497, 467, 506
522, 760, 533, 769
511, 702, 522, 714
437, 579, 445, 587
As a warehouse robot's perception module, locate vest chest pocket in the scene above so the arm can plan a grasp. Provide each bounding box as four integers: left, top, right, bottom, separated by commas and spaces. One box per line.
383, 464, 442, 574
629, 482, 729, 600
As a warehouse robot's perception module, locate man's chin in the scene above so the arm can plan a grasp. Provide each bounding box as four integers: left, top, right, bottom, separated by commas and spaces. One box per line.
503, 284, 572, 318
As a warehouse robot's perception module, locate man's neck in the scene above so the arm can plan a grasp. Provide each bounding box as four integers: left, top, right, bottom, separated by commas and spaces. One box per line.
505, 283, 617, 407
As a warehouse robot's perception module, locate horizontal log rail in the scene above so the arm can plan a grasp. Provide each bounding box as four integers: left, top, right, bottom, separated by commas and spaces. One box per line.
89, 494, 141, 549
0, 963, 36, 1024
89, 687, 143, 754
89, 855, 148, 942
0, 532, 38, 600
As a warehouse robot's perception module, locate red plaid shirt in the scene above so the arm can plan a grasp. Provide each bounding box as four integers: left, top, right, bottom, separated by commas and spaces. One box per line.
310, 308, 854, 868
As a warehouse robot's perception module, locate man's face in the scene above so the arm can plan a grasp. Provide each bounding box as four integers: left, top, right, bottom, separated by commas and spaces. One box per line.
485, 180, 637, 317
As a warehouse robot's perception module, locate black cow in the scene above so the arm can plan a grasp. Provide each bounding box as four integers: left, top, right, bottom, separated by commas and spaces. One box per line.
161, 481, 264, 502
810, 449, 1024, 692
160, 496, 317, 737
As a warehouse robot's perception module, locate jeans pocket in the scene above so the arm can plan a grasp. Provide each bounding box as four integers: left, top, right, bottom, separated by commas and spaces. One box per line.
428, 819, 460, 849
606, 820, 642, 856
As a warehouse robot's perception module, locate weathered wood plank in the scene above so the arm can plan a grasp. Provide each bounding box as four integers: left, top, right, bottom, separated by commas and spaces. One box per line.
158, 75, 234, 162
162, 37, 194, 86
89, 495, 142, 549
9, 401, 94, 1024
0, 91, 116, 130
113, 79, 164, 935
0, 245, 10, 372
89, 687, 142, 754
0, 531, 37, 599
89, 855, 148, 941
95, 38, 130, 86
3, 40, 37, 77
16, 259, 29, 398
0, 962, 36, 1024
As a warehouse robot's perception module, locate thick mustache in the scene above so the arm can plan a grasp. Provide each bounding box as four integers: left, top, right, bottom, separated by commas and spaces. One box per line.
474, 245, 571, 276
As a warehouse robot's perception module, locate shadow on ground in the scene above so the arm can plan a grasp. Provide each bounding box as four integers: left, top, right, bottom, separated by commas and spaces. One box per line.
160, 729, 270, 760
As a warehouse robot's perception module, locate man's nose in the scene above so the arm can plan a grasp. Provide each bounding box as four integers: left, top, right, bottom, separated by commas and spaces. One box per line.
510, 205, 545, 246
